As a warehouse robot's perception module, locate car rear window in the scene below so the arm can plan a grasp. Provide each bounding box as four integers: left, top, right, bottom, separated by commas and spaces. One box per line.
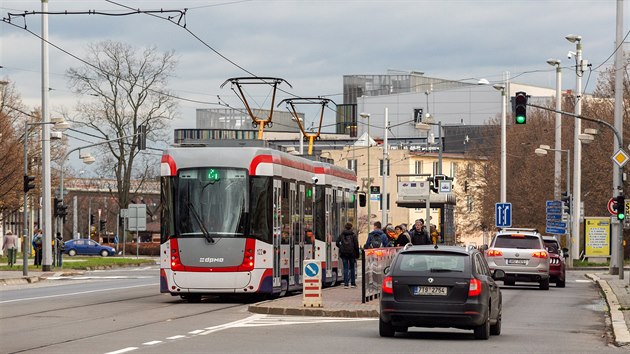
397, 252, 467, 273
494, 234, 541, 249
544, 241, 559, 254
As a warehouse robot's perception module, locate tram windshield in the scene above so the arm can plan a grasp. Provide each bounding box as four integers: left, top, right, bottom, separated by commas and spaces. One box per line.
174, 168, 248, 238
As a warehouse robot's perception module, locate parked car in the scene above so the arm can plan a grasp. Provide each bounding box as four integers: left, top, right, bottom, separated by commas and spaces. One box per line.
543, 235, 568, 288
379, 244, 505, 339
485, 228, 551, 290
64, 239, 116, 257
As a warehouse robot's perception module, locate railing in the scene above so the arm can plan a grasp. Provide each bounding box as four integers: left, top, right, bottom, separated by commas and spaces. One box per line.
361, 247, 401, 303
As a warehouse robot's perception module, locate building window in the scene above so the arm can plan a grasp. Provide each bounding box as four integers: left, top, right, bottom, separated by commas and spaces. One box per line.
347, 159, 357, 173
433, 161, 439, 176
379, 193, 390, 211
414, 160, 423, 175
467, 195, 473, 212
379, 159, 390, 176
451, 162, 458, 178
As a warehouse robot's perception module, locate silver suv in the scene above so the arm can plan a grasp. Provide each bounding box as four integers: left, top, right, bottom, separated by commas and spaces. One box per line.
484, 228, 550, 290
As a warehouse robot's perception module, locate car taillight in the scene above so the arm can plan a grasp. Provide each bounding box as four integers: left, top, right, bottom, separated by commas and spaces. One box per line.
468, 278, 482, 297
532, 251, 548, 259
382, 276, 393, 294
486, 249, 503, 257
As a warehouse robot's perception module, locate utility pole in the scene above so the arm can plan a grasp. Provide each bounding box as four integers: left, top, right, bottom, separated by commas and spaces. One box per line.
382, 108, 389, 225
613, 0, 625, 279
41, 0, 53, 271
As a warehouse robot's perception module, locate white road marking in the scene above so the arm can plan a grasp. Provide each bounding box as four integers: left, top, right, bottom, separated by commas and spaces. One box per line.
0, 283, 157, 304
104, 347, 138, 354
188, 330, 204, 334
576, 279, 593, 283
165, 335, 186, 340
142, 341, 162, 346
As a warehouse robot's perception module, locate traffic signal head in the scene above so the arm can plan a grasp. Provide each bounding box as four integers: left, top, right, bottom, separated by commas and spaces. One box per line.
23, 175, 36, 193
99, 220, 106, 232
616, 195, 626, 221
90, 214, 95, 225
561, 192, 571, 215
514, 91, 528, 124
53, 198, 60, 217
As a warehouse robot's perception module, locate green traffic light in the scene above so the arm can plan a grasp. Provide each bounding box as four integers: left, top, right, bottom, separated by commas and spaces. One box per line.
619, 213, 626, 221
515, 115, 526, 124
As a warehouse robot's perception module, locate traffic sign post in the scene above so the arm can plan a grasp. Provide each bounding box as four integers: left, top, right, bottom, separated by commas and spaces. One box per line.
302, 260, 323, 308
495, 203, 512, 228
546, 200, 568, 235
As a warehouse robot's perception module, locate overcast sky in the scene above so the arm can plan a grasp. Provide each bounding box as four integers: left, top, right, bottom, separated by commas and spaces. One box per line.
1, 0, 627, 138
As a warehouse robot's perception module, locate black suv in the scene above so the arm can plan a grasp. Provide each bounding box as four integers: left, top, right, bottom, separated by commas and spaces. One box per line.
379, 245, 505, 339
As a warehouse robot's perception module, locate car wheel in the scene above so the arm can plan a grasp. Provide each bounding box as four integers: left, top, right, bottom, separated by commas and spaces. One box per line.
503, 277, 515, 286
474, 309, 490, 340
490, 309, 502, 335
539, 278, 550, 290
379, 317, 395, 337
68, 249, 77, 257
100, 250, 109, 257
556, 276, 566, 288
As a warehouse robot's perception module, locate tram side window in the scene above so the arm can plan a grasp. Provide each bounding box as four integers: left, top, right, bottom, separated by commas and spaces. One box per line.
281, 180, 290, 245
160, 177, 174, 244
250, 177, 273, 244
315, 185, 326, 242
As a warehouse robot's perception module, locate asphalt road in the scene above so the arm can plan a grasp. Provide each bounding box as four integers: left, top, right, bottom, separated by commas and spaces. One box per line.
0, 267, 625, 353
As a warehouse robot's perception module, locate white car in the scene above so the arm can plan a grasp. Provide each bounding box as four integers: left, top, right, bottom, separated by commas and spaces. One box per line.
484, 228, 551, 290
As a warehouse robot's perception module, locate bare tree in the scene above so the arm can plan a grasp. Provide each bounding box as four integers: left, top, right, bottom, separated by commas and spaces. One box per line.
0, 81, 24, 213
66, 41, 178, 209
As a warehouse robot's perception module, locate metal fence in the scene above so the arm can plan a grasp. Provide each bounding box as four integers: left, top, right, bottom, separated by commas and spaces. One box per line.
361, 247, 401, 303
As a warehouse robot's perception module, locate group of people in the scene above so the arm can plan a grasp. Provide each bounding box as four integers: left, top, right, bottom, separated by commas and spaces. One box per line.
334, 218, 442, 289
363, 219, 439, 249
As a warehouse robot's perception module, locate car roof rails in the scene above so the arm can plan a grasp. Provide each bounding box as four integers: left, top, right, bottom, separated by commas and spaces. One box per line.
403, 243, 413, 251
500, 227, 539, 234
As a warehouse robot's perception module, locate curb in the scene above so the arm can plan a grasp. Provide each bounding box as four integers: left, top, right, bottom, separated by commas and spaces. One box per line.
248, 303, 379, 318
587, 273, 630, 346
0, 276, 43, 286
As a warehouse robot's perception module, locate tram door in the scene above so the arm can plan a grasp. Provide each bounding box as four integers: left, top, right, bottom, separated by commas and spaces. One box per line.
272, 179, 282, 288
325, 187, 333, 279
296, 184, 305, 284
289, 183, 298, 286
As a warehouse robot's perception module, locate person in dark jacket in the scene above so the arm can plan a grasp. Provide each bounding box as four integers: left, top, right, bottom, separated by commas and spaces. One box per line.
364, 221, 389, 249
337, 223, 359, 288
410, 219, 430, 245
393, 225, 411, 247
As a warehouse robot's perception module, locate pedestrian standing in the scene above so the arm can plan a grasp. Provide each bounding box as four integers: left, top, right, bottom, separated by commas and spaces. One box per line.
3, 230, 18, 267
394, 225, 411, 247
364, 221, 389, 249
32, 229, 43, 266
410, 219, 430, 245
336, 222, 359, 288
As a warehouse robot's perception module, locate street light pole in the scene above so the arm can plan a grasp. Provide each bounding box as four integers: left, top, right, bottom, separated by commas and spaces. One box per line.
547, 59, 563, 201
382, 108, 389, 225
360, 113, 371, 231
493, 83, 507, 203
566, 34, 584, 269
613, 0, 624, 280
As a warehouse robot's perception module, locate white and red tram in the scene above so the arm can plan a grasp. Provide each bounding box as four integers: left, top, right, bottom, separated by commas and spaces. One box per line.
159, 144, 358, 301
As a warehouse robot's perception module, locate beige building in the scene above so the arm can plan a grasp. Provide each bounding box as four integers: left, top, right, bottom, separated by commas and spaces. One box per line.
322, 138, 487, 247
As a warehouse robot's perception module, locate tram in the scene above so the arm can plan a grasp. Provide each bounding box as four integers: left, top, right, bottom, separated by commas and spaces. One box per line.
159, 142, 358, 301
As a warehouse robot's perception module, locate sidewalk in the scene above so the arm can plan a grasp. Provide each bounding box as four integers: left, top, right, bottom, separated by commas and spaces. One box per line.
587, 270, 630, 346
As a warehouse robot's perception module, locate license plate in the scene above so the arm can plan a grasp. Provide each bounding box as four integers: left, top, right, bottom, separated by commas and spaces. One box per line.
413, 286, 448, 296
507, 258, 527, 265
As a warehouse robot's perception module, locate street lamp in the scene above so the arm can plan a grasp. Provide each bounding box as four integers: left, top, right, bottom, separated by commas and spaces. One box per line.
566, 33, 585, 271
493, 83, 507, 203
360, 112, 371, 231
546, 58, 562, 201
535, 144, 573, 266
22, 118, 69, 276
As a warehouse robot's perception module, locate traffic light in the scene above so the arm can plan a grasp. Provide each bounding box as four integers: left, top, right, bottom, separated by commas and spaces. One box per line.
23, 175, 35, 193
53, 198, 60, 217
90, 214, 95, 225
616, 195, 626, 221
58, 204, 68, 218
561, 192, 571, 215
99, 220, 106, 232
514, 91, 528, 124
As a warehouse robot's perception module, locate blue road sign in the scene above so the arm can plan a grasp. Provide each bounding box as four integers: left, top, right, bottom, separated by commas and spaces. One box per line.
495, 203, 512, 228
546, 207, 563, 214
546, 214, 563, 220
546, 200, 562, 207
304, 262, 320, 278
546, 221, 567, 228
546, 227, 567, 235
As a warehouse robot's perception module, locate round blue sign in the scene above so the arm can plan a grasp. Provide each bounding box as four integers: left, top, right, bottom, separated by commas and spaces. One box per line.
304, 262, 320, 278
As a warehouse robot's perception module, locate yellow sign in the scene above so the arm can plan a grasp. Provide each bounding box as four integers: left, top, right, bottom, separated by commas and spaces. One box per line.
612, 149, 629, 168
584, 217, 610, 257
